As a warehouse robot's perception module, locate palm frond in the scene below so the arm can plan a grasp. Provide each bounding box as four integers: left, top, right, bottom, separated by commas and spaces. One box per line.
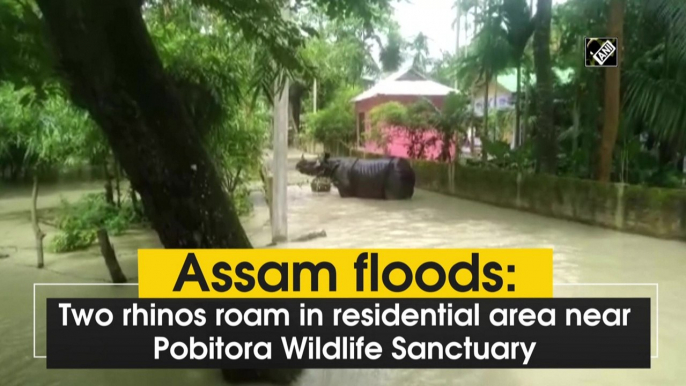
647, 0, 686, 62
623, 68, 686, 147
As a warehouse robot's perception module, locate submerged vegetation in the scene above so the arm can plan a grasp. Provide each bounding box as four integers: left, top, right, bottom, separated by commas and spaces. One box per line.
49, 193, 147, 253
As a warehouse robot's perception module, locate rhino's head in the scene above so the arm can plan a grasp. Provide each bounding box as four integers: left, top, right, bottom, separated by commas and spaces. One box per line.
295, 153, 331, 176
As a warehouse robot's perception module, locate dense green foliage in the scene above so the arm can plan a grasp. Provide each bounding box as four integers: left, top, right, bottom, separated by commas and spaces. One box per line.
146, 3, 272, 210
0, 82, 101, 179
303, 86, 361, 146
0, 0, 52, 90
441, 0, 686, 188
50, 193, 147, 253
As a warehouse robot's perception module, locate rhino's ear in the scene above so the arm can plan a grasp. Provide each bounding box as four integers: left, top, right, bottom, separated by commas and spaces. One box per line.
323, 152, 331, 162
301, 153, 305, 160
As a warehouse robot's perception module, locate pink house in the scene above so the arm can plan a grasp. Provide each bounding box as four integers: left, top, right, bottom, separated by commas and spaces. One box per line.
351, 68, 461, 161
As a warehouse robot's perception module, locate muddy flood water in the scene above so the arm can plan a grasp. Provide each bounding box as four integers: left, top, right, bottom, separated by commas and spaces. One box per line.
1, 171, 685, 386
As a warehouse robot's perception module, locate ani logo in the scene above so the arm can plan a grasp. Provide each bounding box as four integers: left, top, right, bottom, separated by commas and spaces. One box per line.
585, 37, 618, 67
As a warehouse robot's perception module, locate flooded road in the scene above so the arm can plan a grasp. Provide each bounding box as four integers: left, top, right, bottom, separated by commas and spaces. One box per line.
1, 171, 684, 385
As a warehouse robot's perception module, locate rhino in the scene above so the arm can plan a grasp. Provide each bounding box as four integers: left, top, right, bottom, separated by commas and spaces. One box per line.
295, 153, 415, 200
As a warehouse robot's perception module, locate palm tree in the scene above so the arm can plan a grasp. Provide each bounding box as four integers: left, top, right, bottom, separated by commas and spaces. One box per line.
622, 0, 686, 171
533, 0, 556, 173
410, 32, 431, 73
434, 92, 473, 161
456, 0, 480, 152
501, 0, 535, 148
472, 0, 510, 160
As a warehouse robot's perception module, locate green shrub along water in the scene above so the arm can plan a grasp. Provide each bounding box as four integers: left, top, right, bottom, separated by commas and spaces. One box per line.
49, 193, 147, 253
49, 185, 254, 253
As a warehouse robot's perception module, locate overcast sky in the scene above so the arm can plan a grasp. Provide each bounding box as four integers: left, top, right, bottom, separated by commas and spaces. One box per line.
392, 0, 569, 60
393, 0, 464, 58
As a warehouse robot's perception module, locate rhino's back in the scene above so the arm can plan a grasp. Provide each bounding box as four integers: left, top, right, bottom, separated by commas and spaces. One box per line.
348, 158, 392, 198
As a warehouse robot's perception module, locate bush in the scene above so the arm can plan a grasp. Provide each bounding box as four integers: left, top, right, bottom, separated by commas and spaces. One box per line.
49, 193, 147, 253
303, 86, 361, 146
369, 101, 408, 130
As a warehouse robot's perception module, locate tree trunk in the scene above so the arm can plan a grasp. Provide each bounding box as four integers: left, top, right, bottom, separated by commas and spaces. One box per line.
533, 0, 557, 173
290, 94, 301, 149
97, 228, 128, 283
31, 175, 45, 269
572, 54, 584, 155
514, 61, 522, 147
35, 1, 303, 382
446, 132, 454, 162
114, 161, 122, 208
37, 0, 251, 251
470, 126, 476, 156
481, 73, 491, 161
572, 101, 580, 154
597, 0, 624, 182
522, 72, 531, 145
289, 83, 303, 134
521, 0, 535, 147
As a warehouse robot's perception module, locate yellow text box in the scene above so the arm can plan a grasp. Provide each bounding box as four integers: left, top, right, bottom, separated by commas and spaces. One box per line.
138, 249, 553, 298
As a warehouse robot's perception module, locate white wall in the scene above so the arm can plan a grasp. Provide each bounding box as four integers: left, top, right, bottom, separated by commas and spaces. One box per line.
471, 81, 514, 117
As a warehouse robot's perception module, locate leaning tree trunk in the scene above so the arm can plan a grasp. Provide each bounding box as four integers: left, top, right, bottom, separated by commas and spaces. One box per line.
97, 228, 128, 284
533, 0, 557, 174
35, 1, 302, 383
37, 0, 251, 251
31, 175, 45, 269
597, 0, 624, 182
